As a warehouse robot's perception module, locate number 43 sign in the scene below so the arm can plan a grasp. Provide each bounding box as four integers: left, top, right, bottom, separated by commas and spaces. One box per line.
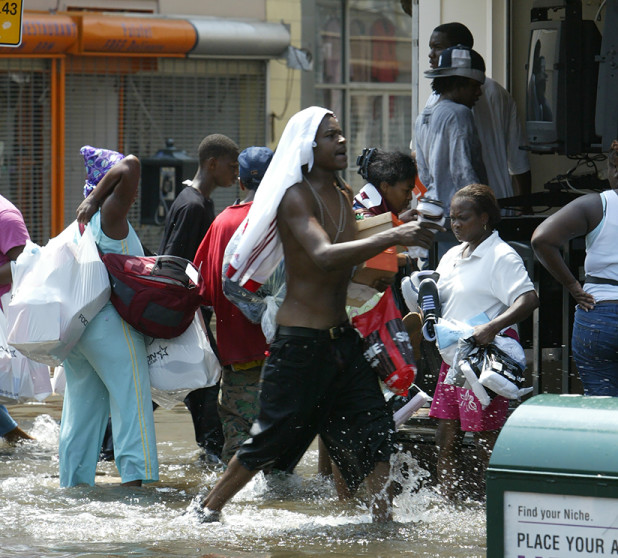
0, 0, 24, 47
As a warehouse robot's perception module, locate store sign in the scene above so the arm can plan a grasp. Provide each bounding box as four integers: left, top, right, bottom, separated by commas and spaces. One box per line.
504, 491, 618, 557
0, 0, 23, 47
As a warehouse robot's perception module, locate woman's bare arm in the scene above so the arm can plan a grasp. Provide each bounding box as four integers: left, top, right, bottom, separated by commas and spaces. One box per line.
76, 155, 140, 240
531, 194, 602, 310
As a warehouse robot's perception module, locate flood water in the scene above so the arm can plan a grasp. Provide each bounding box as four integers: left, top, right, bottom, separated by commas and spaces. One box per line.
1, 396, 486, 558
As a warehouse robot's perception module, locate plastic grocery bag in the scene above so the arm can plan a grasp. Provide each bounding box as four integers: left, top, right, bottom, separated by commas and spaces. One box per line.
7, 222, 110, 366
434, 312, 489, 366
446, 334, 532, 409
351, 287, 416, 396
147, 311, 221, 409
477, 335, 532, 400
0, 308, 52, 405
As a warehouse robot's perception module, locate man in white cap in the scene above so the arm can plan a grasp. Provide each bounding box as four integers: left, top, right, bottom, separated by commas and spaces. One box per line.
191, 106, 443, 523
414, 44, 488, 211
424, 22, 531, 211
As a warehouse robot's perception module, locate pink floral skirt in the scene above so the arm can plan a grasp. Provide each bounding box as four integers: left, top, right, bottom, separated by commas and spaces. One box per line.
429, 361, 509, 432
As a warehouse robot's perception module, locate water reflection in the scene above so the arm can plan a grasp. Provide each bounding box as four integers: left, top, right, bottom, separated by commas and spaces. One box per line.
0, 401, 486, 557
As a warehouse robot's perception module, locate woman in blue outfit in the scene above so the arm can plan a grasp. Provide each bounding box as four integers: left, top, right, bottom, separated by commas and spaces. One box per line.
58, 147, 158, 487
532, 140, 618, 395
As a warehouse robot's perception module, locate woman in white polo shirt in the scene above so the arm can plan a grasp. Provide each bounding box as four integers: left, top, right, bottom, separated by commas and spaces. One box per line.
429, 183, 538, 499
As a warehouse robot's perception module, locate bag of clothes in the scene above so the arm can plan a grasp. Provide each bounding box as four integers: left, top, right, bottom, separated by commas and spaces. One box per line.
446, 334, 533, 408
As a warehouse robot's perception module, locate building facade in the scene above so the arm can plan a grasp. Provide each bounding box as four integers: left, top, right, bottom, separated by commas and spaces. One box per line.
2, 0, 597, 248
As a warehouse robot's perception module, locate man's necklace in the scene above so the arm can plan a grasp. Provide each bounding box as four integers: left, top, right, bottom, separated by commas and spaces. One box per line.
303, 175, 347, 243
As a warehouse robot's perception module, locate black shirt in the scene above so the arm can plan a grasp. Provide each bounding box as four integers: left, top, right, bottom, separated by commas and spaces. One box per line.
158, 186, 215, 261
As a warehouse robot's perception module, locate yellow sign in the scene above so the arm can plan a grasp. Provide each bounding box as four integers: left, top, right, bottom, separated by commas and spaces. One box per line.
0, 0, 24, 47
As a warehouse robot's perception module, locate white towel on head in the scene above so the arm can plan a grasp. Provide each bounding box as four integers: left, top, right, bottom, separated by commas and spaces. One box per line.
226, 106, 333, 291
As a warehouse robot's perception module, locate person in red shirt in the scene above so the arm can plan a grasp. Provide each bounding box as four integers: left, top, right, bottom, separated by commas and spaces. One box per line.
193, 146, 274, 463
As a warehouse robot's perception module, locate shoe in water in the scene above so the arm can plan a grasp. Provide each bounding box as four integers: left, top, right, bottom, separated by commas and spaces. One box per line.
199, 449, 224, 467
195, 507, 221, 523
186, 496, 222, 523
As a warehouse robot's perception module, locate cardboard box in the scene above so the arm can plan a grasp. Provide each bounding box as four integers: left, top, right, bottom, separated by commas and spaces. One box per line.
352, 213, 404, 288
356, 212, 406, 252
346, 282, 380, 308
351, 246, 399, 287
355, 212, 401, 239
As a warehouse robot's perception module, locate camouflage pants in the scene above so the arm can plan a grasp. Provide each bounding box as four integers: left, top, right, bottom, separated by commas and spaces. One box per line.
218, 364, 263, 463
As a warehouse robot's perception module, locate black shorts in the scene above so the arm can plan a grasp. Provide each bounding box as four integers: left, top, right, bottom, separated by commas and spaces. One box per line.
236, 324, 394, 492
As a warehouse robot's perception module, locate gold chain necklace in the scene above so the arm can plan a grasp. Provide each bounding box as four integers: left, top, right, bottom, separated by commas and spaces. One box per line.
303, 175, 347, 243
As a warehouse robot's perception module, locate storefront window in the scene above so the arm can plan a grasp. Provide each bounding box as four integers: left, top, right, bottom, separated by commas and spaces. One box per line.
314, 0, 414, 189
316, 0, 344, 85
349, 0, 412, 84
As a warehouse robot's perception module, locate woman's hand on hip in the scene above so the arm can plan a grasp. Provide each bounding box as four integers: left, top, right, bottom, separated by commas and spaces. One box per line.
568, 280, 595, 311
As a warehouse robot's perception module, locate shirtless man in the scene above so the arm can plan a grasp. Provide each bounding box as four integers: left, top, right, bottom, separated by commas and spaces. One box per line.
194, 109, 442, 523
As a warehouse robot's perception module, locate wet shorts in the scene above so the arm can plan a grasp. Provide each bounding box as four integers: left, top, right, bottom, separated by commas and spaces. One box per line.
429, 361, 509, 432
218, 364, 263, 463
236, 323, 394, 492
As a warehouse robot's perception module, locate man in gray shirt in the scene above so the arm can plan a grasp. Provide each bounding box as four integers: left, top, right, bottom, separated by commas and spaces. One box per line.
415, 45, 488, 211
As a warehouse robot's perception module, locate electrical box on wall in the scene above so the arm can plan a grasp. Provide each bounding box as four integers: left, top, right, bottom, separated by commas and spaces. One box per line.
140, 139, 198, 226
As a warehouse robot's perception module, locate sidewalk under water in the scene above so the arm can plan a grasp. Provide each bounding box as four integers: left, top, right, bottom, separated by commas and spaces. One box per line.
0, 396, 486, 557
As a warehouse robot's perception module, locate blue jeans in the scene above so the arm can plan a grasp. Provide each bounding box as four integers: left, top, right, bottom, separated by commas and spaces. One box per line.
572, 303, 618, 396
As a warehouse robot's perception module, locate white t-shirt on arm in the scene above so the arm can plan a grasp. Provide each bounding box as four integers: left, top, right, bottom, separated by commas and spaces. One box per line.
473, 78, 530, 200
436, 230, 534, 325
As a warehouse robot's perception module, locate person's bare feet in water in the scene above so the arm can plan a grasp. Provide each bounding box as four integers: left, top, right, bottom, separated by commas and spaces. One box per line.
3, 426, 34, 444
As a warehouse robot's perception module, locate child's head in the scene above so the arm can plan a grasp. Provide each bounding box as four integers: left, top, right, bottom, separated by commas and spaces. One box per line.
357, 148, 417, 214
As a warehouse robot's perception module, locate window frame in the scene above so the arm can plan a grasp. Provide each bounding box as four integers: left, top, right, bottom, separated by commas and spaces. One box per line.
303, 0, 419, 187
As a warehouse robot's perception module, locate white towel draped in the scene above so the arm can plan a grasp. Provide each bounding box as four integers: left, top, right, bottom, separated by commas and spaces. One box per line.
225, 106, 332, 291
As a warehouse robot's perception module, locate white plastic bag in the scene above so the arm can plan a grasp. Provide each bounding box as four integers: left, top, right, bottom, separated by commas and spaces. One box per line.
434, 312, 489, 366
7, 221, 110, 366
0, 308, 52, 405
447, 334, 532, 408
477, 335, 532, 400
459, 360, 492, 408
261, 295, 280, 344
51, 365, 66, 396
147, 311, 221, 409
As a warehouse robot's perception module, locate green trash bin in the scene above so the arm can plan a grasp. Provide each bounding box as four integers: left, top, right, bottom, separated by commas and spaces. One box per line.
487, 394, 618, 558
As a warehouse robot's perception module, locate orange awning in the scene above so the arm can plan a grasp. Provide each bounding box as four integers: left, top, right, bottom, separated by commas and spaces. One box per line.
0, 12, 77, 54
74, 14, 196, 55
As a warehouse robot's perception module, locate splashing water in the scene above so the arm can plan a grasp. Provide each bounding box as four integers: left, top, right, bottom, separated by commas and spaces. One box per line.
0, 403, 486, 557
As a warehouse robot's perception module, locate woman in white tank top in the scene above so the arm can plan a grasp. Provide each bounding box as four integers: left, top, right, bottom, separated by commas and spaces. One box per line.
532, 140, 618, 395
